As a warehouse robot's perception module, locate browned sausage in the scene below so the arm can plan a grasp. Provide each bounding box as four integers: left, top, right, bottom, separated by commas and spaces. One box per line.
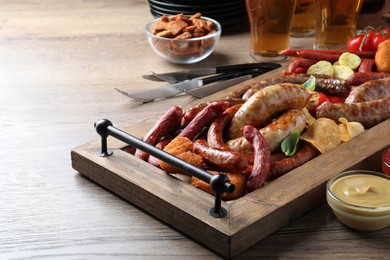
227, 83, 310, 139
147, 138, 172, 167
280, 49, 376, 59
315, 99, 390, 128
227, 109, 307, 153
178, 101, 230, 141
269, 143, 319, 180
135, 105, 184, 161
181, 102, 208, 127
288, 59, 317, 74
207, 104, 242, 149
345, 77, 390, 103
358, 59, 375, 73
345, 72, 390, 85
193, 139, 250, 173
242, 125, 271, 192
297, 50, 340, 62
241, 74, 348, 100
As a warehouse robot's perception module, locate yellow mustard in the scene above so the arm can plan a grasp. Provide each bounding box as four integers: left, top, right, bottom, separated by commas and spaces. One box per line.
330, 174, 390, 207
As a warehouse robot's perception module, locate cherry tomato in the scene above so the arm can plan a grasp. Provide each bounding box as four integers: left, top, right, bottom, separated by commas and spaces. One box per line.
347, 35, 367, 51
348, 27, 390, 51
317, 92, 329, 106
370, 29, 390, 51
326, 95, 344, 104
381, 28, 390, 35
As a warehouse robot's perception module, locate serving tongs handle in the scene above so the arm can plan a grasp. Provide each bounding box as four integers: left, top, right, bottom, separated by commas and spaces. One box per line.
94, 119, 234, 218
201, 68, 275, 85
215, 62, 281, 74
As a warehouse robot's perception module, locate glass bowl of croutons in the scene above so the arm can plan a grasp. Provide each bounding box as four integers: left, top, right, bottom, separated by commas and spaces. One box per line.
146, 13, 221, 64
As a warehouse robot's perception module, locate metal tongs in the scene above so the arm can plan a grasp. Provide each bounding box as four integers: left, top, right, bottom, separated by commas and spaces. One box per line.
117, 62, 281, 102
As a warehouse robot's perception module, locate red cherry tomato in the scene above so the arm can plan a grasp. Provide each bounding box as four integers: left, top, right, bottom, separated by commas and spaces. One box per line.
348, 27, 390, 51
370, 29, 390, 51
347, 35, 366, 51
326, 95, 344, 104
317, 92, 329, 106
381, 28, 390, 35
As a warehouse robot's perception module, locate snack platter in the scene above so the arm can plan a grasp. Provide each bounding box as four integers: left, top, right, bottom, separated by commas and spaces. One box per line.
71, 68, 389, 258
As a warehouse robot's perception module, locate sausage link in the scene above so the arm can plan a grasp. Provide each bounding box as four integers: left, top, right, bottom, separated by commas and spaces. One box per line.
178, 101, 230, 140
207, 104, 242, 149
345, 77, 390, 103
135, 106, 184, 161
242, 125, 271, 192
227, 109, 307, 153
314, 77, 350, 97
358, 59, 375, 73
345, 72, 390, 86
193, 139, 250, 173
181, 102, 208, 127
297, 50, 340, 62
288, 59, 317, 74
241, 74, 311, 99
269, 143, 319, 180
227, 83, 310, 139
315, 99, 390, 128
241, 74, 348, 100
147, 138, 172, 167
281, 49, 376, 59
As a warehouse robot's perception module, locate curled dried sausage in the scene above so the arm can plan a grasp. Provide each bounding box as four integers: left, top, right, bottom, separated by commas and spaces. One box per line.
242, 125, 271, 191
207, 104, 242, 149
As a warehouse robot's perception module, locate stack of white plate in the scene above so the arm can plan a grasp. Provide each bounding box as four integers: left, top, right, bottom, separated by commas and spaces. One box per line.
148, 0, 247, 29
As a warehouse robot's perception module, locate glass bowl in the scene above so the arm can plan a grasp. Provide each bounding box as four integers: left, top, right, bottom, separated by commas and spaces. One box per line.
326, 170, 390, 231
382, 148, 390, 176
145, 16, 221, 64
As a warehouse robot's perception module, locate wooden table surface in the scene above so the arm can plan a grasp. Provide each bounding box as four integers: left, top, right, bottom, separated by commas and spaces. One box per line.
1, 0, 389, 259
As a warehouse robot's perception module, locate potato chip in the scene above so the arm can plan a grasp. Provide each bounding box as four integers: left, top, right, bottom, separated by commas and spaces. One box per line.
307, 60, 334, 76
338, 118, 365, 142
333, 65, 354, 79
300, 118, 341, 154
338, 52, 361, 70
302, 107, 316, 126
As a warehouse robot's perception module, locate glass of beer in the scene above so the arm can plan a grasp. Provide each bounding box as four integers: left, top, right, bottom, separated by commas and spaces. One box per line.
290, 0, 316, 37
245, 0, 297, 61
314, 0, 363, 49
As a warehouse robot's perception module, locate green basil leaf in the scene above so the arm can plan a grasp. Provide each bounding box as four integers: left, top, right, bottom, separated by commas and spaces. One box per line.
302, 75, 316, 91
281, 130, 300, 157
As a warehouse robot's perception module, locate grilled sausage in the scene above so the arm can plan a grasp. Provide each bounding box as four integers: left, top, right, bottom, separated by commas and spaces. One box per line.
135, 105, 184, 161
242, 125, 271, 191
178, 101, 229, 140
181, 102, 208, 127
207, 104, 242, 149
358, 59, 375, 73
269, 143, 319, 180
226, 109, 307, 153
193, 139, 250, 173
227, 84, 310, 139
345, 78, 390, 103
345, 72, 390, 85
315, 99, 390, 128
241, 74, 348, 99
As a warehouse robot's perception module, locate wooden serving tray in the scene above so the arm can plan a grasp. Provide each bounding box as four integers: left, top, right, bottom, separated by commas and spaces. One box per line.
71, 70, 390, 258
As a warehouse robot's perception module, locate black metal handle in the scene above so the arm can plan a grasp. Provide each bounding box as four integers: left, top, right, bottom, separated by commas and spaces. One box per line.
94, 119, 235, 218
215, 62, 281, 74
201, 68, 275, 86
